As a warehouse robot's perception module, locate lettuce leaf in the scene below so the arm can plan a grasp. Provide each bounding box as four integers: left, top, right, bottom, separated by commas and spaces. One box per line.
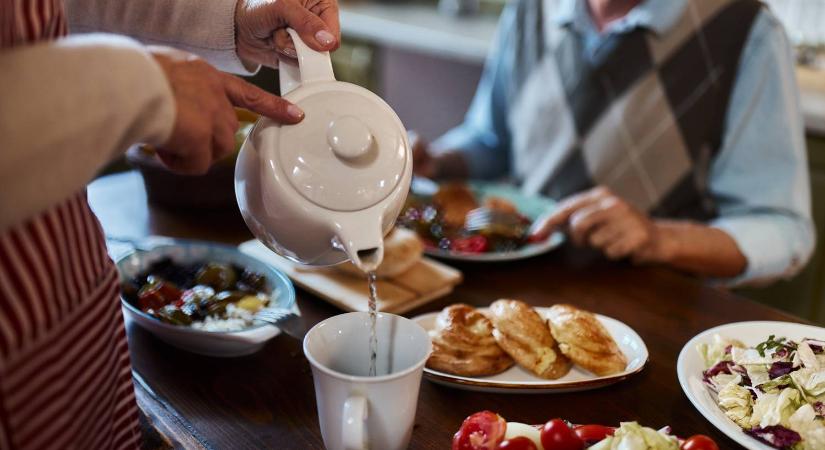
698, 335, 744, 369
589, 422, 678, 450
790, 369, 825, 398
718, 379, 753, 427
788, 404, 825, 450
749, 388, 801, 429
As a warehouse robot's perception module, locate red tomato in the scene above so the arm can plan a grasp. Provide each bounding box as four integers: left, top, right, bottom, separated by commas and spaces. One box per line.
573, 425, 615, 444
541, 419, 583, 450
137, 289, 166, 312
681, 435, 719, 450
451, 235, 489, 254
452, 411, 507, 450
497, 437, 537, 450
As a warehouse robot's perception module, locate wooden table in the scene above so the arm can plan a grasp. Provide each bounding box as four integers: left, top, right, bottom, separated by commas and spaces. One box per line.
89, 171, 804, 450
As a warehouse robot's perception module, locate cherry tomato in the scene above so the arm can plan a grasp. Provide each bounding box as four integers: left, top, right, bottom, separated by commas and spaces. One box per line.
451, 235, 489, 254
541, 419, 583, 450
681, 435, 719, 450
452, 411, 507, 450
497, 436, 537, 450
573, 425, 615, 444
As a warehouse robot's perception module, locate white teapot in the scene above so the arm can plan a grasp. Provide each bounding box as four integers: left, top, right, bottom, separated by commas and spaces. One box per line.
235, 30, 412, 272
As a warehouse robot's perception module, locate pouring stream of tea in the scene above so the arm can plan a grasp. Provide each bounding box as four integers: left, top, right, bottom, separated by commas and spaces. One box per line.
367, 271, 378, 377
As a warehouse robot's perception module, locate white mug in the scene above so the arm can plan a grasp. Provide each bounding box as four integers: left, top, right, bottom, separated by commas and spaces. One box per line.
303, 312, 432, 450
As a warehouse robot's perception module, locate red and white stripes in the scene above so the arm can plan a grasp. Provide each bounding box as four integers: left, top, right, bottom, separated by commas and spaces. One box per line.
1, 0, 66, 49
1, 2, 140, 448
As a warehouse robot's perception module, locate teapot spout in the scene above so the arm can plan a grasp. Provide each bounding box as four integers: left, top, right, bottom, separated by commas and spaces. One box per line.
334, 222, 385, 273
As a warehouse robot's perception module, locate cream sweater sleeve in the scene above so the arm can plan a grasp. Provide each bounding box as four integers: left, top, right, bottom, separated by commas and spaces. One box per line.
66, 0, 257, 75
0, 34, 175, 231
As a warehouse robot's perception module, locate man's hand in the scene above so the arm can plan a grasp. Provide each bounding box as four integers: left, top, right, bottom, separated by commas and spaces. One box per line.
151, 47, 304, 175
410, 132, 470, 180
530, 186, 674, 262
235, 0, 340, 68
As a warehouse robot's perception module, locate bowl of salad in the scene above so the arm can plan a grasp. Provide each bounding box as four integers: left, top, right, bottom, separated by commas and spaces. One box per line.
117, 239, 296, 357
678, 321, 825, 450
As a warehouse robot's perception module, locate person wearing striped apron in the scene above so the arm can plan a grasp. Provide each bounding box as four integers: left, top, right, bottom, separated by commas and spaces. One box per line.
0, 1, 340, 448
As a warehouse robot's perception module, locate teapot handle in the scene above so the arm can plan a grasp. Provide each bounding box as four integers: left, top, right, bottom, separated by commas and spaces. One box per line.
278, 28, 336, 96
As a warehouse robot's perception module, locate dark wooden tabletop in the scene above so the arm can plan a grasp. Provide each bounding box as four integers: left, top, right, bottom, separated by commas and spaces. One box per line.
89, 171, 804, 450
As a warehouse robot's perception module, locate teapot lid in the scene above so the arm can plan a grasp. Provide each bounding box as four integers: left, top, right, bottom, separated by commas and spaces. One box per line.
274, 31, 408, 212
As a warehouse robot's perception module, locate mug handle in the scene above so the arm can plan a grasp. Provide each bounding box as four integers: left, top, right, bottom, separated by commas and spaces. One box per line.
342, 396, 368, 450
278, 28, 336, 96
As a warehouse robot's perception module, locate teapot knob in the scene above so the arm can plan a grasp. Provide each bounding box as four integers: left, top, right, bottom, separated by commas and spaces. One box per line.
327, 116, 374, 160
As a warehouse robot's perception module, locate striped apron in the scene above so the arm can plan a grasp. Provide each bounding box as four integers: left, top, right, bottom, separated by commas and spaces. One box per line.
0, 1, 141, 448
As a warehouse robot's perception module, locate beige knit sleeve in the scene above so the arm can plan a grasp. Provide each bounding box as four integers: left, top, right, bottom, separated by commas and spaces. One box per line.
65, 0, 258, 75
0, 33, 175, 231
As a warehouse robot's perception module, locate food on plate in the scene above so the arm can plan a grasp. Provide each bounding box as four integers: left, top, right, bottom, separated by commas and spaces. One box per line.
497, 436, 538, 450
433, 183, 479, 228
121, 257, 274, 331
452, 410, 507, 450
541, 418, 584, 450
398, 183, 534, 254
426, 301, 628, 379
588, 422, 680, 450
699, 334, 825, 450
453, 411, 715, 450
572, 425, 615, 445
484, 196, 519, 215
335, 228, 424, 279
489, 300, 572, 379
427, 304, 515, 376
546, 304, 628, 376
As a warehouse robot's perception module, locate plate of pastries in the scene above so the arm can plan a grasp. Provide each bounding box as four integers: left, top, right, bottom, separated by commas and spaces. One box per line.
413, 300, 648, 393
398, 180, 565, 262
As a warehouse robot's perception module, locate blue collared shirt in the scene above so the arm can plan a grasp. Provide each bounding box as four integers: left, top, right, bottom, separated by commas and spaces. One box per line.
436, 0, 815, 285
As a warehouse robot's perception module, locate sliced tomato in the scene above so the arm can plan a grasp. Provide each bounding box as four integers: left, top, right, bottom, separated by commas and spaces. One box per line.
451, 235, 489, 254
497, 436, 537, 450
573, 425, 615, 444
453, 411, 507, 450
681, 435, 719, 450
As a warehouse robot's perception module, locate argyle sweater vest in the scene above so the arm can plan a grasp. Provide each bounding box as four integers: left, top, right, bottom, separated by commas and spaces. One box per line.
506, 0, 763, 220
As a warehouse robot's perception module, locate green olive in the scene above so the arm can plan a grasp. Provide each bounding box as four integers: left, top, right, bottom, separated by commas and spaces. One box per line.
195, 263, 237, 291
156, 305, 193, 326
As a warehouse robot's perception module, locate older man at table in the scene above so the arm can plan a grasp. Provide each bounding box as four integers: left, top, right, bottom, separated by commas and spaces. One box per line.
414, 0, 814, 285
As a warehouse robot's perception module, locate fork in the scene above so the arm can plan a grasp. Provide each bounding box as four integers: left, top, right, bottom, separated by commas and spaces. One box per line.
465, 207, 526, 239
255, 308, 306, 340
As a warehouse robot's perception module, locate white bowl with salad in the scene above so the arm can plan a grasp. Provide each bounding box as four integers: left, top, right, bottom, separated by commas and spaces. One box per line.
117, 239, 297, 358
678, 321, 825, 450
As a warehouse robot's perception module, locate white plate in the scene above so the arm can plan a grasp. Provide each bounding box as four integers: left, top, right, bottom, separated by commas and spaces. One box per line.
411, 181, 565, 263
412, 308, 648, 393
677, 321, 825, 450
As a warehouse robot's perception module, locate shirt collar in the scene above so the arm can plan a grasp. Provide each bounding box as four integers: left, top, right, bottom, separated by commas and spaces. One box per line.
552, 0, 687, 36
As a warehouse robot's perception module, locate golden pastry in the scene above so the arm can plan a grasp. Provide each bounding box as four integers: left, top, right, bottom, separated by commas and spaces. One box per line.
483, 196, 519, 215
427, 304, 514, 377
488, 299, 572, 379
432, 183, 478, 229
546, 304, 628, 376
335, 228, 423, 279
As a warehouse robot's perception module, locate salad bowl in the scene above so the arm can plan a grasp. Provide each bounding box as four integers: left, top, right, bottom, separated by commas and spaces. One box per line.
116, 239, 297, 357
678, 321, 825, 450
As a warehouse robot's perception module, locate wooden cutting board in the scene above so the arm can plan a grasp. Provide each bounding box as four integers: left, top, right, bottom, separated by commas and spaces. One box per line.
239, 240, 462, 314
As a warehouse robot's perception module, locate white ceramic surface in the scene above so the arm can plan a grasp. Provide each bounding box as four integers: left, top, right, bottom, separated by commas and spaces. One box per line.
412, 181, 565, 262
413, 308, 648, 393
304, 312, 431, 450
117, 240, 297, 358
678, 321, 825, 450
235, 29, 411, 271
